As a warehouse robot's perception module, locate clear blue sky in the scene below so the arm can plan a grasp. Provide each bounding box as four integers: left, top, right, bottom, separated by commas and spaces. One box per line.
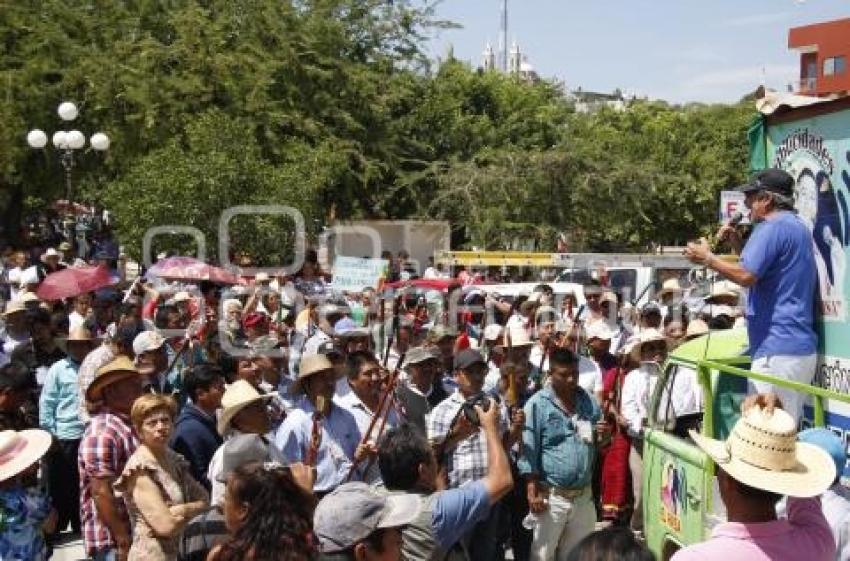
428, 0, 849, 104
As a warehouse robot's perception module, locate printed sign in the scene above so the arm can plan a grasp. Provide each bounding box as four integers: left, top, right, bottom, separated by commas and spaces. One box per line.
769, 125, 848, 322
659, 458, 687, 532
719, 191, 751, 225
331, 256, 389, 293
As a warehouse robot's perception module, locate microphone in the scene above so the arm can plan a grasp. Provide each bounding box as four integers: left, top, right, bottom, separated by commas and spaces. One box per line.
716, 211, 744, 242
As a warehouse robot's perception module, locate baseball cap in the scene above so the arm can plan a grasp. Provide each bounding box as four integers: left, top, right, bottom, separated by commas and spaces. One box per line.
132, 330, 166, 355
736, 168, 794, 198
216, 434, 273, 483
313, 483, 420, 553
403, 346, 441, 367
453, 349, 486, 371
798, 428, 846, 480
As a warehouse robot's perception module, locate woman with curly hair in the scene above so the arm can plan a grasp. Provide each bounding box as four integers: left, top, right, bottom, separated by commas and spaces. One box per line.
208, 462, 316, 561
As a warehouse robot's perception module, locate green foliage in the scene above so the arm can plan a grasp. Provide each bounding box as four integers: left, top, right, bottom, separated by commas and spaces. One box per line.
1, 0, 756, 256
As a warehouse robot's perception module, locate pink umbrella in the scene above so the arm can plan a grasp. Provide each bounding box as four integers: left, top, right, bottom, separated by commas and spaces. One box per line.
36, 265, 115, 301
147, 257, 242, 285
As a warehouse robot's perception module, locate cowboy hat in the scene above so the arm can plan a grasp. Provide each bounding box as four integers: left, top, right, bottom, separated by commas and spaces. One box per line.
690, 406, 835, 497
86, 356, 141, 402
658, 278, 685, 298
1, 299, 27, 317
0, 430, 52, 483
57, 326, 99, 353
704, 280, 741, 304
40, 248, 61, 263
629, 328, 669, 363
291, 354, 336, 395
585, 321, 615, 341
498, 326, 534, 349
217, 379, 277, 436
684, 319, 709, 340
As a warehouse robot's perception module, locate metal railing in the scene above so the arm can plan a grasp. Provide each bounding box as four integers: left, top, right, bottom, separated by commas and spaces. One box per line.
789, 77, 818, 94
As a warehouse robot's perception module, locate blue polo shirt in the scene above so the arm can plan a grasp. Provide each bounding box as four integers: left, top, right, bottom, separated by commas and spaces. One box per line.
740, 211, 817, 359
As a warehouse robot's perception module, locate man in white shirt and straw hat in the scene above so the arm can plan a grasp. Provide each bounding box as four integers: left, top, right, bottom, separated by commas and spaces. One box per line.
206, 379, 282, 506
672, 393, 836, 561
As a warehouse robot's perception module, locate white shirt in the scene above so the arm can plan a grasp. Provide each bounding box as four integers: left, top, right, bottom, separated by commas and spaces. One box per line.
69, 311, 87, 331
621, 363, 701, 437
7, 267, 22, 301
208, 431, 285, 506
530, 345, 602, 398
334, 391, 400, 483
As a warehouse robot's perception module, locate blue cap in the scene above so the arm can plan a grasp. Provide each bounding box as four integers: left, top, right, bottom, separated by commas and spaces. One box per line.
798, 428, 846, 479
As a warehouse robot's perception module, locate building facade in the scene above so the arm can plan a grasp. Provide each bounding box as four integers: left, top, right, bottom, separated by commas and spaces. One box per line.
789, 18, 850, 97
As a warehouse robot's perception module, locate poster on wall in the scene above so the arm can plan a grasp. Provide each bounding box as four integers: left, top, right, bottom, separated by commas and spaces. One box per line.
767, 110, 850, 468
770, 126, 847, 321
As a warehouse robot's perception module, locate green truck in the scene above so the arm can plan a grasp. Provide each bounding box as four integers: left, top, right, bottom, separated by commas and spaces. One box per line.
643, 95, 850, 560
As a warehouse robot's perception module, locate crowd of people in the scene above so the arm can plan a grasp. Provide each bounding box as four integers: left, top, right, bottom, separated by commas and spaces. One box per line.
0, 169, 845, 561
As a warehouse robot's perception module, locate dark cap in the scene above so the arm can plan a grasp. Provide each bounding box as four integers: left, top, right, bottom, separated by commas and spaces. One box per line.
736, 168, 794, 198
453, 349, 486, 371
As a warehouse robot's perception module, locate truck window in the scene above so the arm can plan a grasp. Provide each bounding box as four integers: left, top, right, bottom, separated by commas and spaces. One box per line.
651, 362, 704, 439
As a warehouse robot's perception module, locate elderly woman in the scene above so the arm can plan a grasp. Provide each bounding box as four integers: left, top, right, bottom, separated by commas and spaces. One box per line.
115, 394, 209, 561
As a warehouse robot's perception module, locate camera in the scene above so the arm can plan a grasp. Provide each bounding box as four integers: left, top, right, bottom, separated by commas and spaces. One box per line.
461, 392, 495, 426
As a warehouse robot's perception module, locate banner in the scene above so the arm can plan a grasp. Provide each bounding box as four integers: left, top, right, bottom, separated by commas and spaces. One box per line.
718, 191, 751, 225
331, 256, 389, 292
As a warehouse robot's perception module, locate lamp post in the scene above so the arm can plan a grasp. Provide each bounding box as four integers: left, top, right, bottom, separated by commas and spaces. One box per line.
27, 101, 110, 207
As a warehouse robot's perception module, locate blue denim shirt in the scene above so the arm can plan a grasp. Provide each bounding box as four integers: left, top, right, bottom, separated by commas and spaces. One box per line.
517, 387, 600, 489
274, 396, 362, 492
38, 357, 85, 440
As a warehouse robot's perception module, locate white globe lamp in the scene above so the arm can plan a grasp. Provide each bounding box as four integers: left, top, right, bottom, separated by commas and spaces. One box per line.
52, 131, 68, 149
26, 129, 48, 149
90, 132, 110, 151
57, 102, 78, 121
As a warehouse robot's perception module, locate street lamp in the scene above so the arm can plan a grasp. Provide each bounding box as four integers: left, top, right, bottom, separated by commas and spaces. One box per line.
27, 101, 110, 206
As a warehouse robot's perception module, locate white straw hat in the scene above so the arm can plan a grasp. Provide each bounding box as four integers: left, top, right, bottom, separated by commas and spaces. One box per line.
629, 328, 669, 363
0, 430, 52, 483
499, 326, 534, 348
690, 406, 836, 498
217, 379, 277, 436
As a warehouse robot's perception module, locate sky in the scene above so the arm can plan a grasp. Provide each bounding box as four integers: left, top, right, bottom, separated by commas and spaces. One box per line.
427, 0, 850, 104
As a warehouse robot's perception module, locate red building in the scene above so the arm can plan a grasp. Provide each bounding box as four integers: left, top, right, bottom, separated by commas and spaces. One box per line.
789, 18, 850, 97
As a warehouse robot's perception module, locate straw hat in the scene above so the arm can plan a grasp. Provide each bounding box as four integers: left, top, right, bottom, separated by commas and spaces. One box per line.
40, 248, 61, 263
499, 326, 534, 349
658, 278, 685, 298
585, 322, 615, 341
1, 299, 27, 317
217, 379, 277, 435
690, 406, 836, 497
86, 356, 140, 402
292, 354, 336, 395
684, 319, 709, 340
57, 326, 98, 353
705, 280, 741, 304
0, 430, 52, 483
629, 328, 669, 363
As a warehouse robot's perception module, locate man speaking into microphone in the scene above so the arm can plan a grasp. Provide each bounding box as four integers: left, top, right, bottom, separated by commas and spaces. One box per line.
684, 168, 817, 422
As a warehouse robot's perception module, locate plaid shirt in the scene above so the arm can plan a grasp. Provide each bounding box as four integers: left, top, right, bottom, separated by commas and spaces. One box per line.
427, 391, 508, 488
79, 412, 139, 555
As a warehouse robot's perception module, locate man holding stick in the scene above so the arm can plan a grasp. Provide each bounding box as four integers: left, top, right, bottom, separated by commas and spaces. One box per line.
275, 354, 370, 495
336, 350, 401, 483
